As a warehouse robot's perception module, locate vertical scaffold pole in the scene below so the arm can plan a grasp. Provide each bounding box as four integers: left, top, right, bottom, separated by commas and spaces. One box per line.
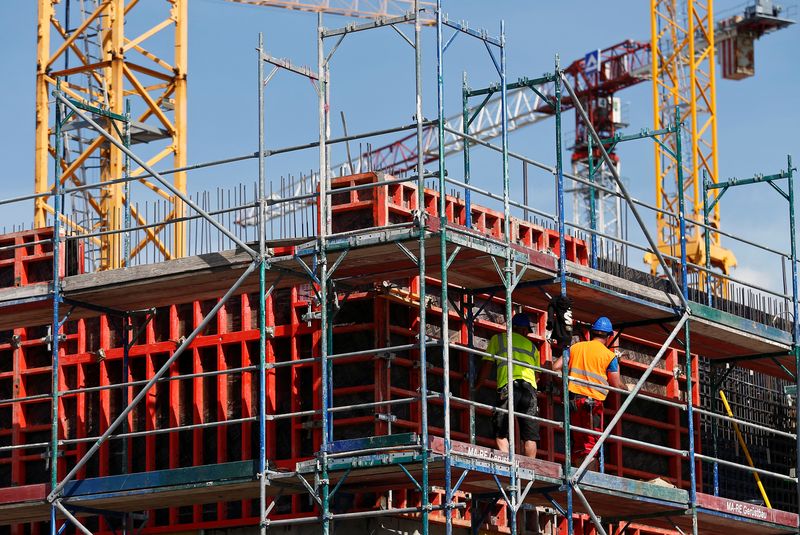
786, 154, 800, 528
121, 99, 132, 535
588, 134, 598, 270
123, 99, 131, 267
462, 71, 472, 229
676, 106, 698, 535
50, 79, 64, 535
317, 15, 333, 535
414, 2, 430, 533
435, 2, 454, 533
498, 21, 518, 535
702, 170, 712, 307
685, 317, 697, 535
554, 58, 573, 535
676, 107, 688, 300
467, 290, 477, 444
463, 70, 476, 448
257, 32, 268, 535
702, 169, 721, 497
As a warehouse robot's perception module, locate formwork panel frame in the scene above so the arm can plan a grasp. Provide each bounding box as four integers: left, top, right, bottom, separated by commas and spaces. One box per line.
2, 3, 799, 534
41, 84, 270, 535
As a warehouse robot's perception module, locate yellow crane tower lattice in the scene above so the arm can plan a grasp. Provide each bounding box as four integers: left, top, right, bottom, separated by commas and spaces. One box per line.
649, 0, 737, 282
36, 0, 188, 270
35, 0, 429, 271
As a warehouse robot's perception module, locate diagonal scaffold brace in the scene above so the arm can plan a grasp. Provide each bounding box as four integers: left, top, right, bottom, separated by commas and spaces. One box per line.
47, 259, 262, 502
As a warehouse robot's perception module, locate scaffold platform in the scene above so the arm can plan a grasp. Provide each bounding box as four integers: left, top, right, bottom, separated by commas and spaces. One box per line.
2, 436, 796, 535
3, 5, 798, 534
1, 225, 792, 376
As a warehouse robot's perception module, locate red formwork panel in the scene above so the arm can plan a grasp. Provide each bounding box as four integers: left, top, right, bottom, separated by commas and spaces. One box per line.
0, 228, 84, 290
330, 172, 589, 265
2, 287, 695, 535
2, 184, 695, 534
0, 228, 59, 289
4, 292, 308, 531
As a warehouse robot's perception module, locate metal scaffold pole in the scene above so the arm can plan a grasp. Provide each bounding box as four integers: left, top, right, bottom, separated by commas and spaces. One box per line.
50, 78, 64, 535
462, 71, 472, 229
121, 98, 132, 535
257, 32, 268, 535
435, 1, 454, 532
588, 134, 598, 270
676, 105, 699, 535
123, 99, 131, 267
787, 155, 799, 531
554, 58, 574, 535
414, 2, 430, 532
702, 170, 713, 308
317, 13, 332, 534
462, 69, 475, 453
497, 21, 520, 535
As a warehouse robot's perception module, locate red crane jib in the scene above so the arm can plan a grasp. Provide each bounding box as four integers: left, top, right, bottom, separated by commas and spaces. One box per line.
362, 40, 650, 175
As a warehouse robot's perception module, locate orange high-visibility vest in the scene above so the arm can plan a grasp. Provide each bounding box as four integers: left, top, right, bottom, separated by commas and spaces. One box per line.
567, 339, 616, 401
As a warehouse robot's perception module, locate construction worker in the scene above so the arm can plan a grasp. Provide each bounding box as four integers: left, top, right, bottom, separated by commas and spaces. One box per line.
477, 312, 540, 458
551, 316, 625, 470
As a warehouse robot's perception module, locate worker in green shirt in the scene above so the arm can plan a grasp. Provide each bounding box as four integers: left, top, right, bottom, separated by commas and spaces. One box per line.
477, 312, 540, 458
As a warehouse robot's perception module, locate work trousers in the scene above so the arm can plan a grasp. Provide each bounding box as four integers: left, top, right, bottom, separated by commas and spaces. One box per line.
569, 394, 604, 465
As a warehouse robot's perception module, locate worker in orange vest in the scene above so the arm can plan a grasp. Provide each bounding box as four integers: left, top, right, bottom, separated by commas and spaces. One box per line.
551, 316, 625, 470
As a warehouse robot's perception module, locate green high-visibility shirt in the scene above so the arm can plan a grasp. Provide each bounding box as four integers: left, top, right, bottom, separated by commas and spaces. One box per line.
483, 332, 539, 390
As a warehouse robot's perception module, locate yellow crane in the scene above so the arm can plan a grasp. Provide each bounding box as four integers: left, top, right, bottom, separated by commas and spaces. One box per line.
36, 0, 188, 270
34, 0, 428, 270
648, 0, 792, 282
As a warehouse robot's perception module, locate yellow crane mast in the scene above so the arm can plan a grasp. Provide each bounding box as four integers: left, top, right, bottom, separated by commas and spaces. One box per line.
649, 0, 737, 278
36, 0, 188, 270
648, 0, 792, 281
35, 0, 426, 271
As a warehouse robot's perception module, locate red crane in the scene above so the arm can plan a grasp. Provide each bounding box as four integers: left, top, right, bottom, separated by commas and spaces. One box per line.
564, 40, 650, 171
359, 40, 651, 179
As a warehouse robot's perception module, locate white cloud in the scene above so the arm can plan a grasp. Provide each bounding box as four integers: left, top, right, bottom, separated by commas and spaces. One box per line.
733, 265, 784, 294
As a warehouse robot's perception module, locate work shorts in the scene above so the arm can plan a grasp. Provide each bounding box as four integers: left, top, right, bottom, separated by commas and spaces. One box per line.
492, 379, 539, 442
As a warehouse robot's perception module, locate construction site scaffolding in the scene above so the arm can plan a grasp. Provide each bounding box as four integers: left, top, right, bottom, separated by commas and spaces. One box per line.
0, 2, 798, 535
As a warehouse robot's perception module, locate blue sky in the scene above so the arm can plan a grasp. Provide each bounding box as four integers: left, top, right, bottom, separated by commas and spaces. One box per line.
0, 1, 798, 291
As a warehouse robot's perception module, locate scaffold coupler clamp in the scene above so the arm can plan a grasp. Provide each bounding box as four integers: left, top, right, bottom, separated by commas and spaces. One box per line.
412, 208, 427, 227
673, 365, 684, 379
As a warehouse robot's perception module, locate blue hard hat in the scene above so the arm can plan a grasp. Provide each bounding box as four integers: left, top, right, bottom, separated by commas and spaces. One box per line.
591, 316, 613, 334
512, 313, 532, 329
